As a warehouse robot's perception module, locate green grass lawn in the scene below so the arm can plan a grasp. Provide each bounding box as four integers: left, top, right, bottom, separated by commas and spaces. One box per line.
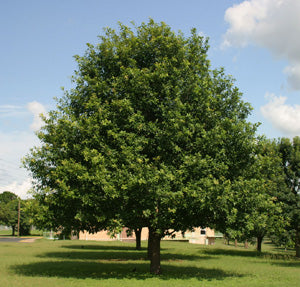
0, 229, 12, 236
0, 238, 299, 287
0, 229, 43, 236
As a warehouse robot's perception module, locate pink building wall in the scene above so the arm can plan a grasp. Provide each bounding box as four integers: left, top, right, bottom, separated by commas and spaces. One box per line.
79, 227, 215, 245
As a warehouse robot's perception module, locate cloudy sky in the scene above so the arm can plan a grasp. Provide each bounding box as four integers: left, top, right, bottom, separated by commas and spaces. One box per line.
1, 0, 300, 198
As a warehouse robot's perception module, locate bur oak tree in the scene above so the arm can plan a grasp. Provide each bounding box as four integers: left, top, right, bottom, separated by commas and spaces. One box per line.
24, 20, 257, 274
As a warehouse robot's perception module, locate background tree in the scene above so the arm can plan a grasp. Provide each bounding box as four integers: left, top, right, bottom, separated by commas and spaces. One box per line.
277, 136, 300, 257
0, 191, 33, 236
0, 191, 18, 236
24, 20, 257, 274
18, 199, 33, 236
222, 139, 285, 252
20, 198, 47, 236
247, 140, 285, 252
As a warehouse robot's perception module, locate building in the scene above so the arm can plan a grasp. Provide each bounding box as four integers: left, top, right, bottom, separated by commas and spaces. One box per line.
79, 227, 217, 245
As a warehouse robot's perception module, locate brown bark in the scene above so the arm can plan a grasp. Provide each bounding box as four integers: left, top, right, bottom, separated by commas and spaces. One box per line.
257, 236, 263, 252
235, 239, 238, 248
296, 230, 300, 258
149, 229, 161, 274
224, 236, 230, 245
147, 229, 153, 260
244, 239, 248, 249
135, 228, 142, 250
17, 199, 20, 237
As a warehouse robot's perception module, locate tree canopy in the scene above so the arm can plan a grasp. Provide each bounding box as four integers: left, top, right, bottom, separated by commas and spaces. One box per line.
24, 20, 258, 274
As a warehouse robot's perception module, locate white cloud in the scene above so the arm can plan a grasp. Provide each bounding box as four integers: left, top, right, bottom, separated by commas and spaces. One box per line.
0, 130, 39, 186
261, 93, 300, 136
0, 179, 32, 199
223, 0, 300, 90
27, 101, 47, 131
222, 0, 268, 48
0, 101, 47, 199
0, 130, 39, 159
284, 64, 300, 91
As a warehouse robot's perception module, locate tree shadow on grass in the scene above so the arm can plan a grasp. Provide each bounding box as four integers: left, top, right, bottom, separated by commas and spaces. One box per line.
263, 241, 294, 251
201, 248, 262, 258
261, 253, 297, 260
271, 260, 300, 268
11, 260, 244, 281
62, 244, 148, 251
37, 250, 211, 262
202, 248, 299, 262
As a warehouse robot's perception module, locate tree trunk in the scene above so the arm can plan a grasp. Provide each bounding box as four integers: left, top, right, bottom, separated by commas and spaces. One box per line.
235, 239, 238, 248
149, 229, 161, 275
257, 236, 263, 252
296, 229, 300, 258
244, 239, 248, 249
224, 236, 230, 245
135, 228, 142, 250
12, 226, 15, 236
147, 229, 153, 259
71, 230, 79, 240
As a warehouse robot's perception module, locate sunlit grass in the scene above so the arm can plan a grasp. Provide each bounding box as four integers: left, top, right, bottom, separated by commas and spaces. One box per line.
0, 228, 43, 236
0, 238, 299, 287
0, 229, 12, 236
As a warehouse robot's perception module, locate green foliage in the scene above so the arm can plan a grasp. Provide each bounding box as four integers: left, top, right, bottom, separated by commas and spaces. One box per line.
222, 139, 286, 251
276, 136, 300, 256
0, 191, 18, 203
20, 199, 42, 236
0, 191, 19, 235
0, 191, 34, 236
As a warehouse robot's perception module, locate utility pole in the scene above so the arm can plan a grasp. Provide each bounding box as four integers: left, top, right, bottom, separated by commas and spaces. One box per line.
17, 199, 20, 237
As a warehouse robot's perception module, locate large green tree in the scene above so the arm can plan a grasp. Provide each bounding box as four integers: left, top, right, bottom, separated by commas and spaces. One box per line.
24, 20, 257, 274
277, 136, 300, 257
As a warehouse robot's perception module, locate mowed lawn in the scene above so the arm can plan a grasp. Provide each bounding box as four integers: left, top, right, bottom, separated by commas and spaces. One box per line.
0, 237, 299, 287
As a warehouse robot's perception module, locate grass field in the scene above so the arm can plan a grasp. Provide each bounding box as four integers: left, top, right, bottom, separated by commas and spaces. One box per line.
0, 229, 43, 236
0, 238, 299, 287
0, 229, 12, 236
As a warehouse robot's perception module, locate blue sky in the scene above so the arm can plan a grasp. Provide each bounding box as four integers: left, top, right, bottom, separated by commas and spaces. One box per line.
1, 0, 300, 198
